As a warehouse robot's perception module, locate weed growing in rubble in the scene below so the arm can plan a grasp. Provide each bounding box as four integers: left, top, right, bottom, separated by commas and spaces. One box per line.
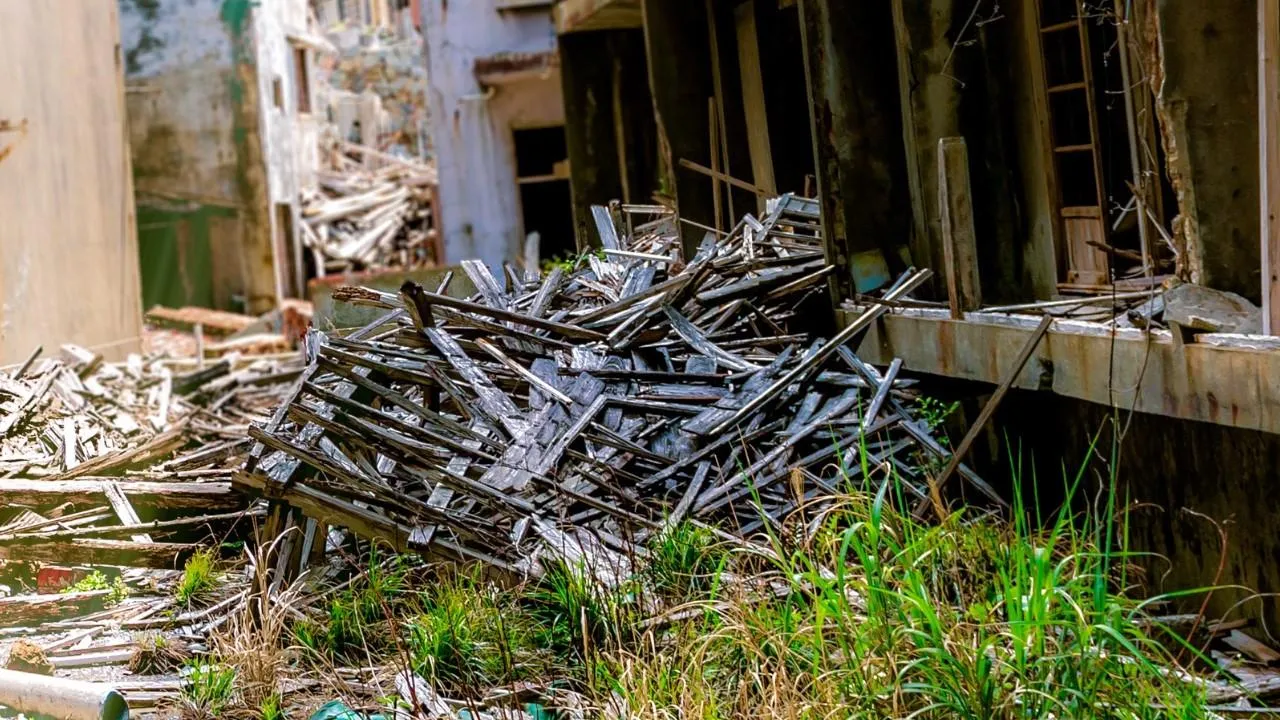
526, 558, 637, 662
295, 550, 411, 659
180, 659, 237, 718
267, 432, 1225, 718
404, 571, 549, 693
587, 437, 1216, 718
257, 692, 285, 720
64, 570, 129, 605
915, 395, 960, 435
646, 521, 727, 600
176, 548, 221, 608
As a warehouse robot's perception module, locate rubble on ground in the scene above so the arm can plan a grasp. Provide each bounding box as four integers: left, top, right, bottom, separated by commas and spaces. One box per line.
0, 341, 302, 711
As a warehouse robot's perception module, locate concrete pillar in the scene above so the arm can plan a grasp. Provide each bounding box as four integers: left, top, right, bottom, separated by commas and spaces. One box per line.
797, 0, 912, 300
560, 29, 656, 250
641, 0, 717, 259
1149, 1, 1259, 300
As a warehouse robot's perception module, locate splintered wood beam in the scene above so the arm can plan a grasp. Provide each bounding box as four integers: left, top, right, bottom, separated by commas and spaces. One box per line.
0, 590, 109, 627
937, 138, 982, 318
0, 480, 241, 511
103, 482, 152, 543
0, 539, 195, 569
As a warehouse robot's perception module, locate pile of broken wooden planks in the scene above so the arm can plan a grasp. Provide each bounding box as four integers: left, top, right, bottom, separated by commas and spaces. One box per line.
302, 139, 441, 276
0, 345, 300, 619
237, 194, 1007, 581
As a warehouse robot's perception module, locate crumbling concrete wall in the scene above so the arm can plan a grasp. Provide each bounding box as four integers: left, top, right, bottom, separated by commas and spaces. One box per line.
1147, 0, 1259, 301
314, 25, 430, 156
422, 0, 564, 272
121, 0, 242, 205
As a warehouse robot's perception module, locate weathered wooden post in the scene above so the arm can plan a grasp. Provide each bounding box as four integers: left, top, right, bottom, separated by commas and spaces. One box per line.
937, 137, 982, 319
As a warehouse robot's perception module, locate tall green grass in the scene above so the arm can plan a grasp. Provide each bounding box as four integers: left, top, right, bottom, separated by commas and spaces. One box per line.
593, 433, 1218, 719
277, 433, 1226, 719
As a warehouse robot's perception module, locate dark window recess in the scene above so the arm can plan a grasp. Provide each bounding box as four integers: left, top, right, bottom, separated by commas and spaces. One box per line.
513, 126, 568, 178
514, 126, 574, 262
274, 204, 299, 298
272, 77, 284, 109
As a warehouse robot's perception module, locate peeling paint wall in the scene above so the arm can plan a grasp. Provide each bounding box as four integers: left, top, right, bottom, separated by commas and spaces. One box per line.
119, 0, 278, 312
422, 0, 565, 272
252, 0, 320, 297
121, 0, 242, 205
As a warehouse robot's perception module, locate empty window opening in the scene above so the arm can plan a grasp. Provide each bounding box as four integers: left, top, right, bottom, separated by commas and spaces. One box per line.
514, 126, 575, 266
292, 46, 311, 114
274, 203, 301, 299
272, 76, 284, 109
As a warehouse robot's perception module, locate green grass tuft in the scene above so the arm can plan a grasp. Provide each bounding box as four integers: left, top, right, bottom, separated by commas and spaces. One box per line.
64, 570, 129, 605
181, 659, 236, 718
647, 521, 726, 600
176, 548, 221, 608
405, 571, 548, 693
257, 692, 284, 720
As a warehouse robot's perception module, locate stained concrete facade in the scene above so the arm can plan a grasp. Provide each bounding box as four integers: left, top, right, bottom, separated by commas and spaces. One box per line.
422, 0, 566, 272
119, 0, 319, 314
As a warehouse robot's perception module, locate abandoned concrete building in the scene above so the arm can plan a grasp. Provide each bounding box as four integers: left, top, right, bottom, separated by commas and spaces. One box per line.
553, 0, 1280, 626
120, 0, 324, 315
423, 0, 573, 272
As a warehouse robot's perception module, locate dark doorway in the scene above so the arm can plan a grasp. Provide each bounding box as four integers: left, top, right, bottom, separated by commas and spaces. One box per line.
514, 126, 575, 265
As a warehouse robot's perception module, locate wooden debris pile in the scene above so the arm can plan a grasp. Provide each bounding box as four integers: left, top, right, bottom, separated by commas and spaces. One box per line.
0, 347, 302, 708
302, 140, 441, 276
0, 347, 300, 581
238, 196, 1006, 578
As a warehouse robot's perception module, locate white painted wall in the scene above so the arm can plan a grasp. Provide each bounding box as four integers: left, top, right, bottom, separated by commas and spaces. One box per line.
422, 1, 565, 272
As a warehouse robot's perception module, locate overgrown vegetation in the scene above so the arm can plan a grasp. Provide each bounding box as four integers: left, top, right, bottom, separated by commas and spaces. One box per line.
194, 436, 1238, 718
541, 248, 607, 274
293, 550, 411, 660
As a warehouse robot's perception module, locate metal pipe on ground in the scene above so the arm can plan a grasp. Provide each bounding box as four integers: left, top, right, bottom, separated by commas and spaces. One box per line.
0, 668, 128, 719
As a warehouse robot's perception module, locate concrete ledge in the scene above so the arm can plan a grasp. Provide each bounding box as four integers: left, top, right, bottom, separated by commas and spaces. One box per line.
844, 306, 1280, 435
309, 266, 477, 330
554, 0, 642, 34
